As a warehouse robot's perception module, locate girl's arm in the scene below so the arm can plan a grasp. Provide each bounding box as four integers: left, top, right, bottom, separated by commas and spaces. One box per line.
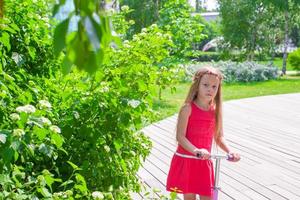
176, 104, 208, 157
215, 132, 231, 153
215, 132, 240, 162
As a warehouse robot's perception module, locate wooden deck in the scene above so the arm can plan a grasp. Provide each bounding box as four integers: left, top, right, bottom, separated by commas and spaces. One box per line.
132, 93, 300, 200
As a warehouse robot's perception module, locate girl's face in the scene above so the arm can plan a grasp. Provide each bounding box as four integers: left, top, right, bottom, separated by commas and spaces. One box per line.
198, 74, 220, 102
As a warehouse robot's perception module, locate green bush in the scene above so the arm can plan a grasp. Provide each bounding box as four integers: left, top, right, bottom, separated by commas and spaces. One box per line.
186, 51, 222, 62
288, 48, 300, 70
0, 0, 57, 76
0, 70, 92, 199
0, 2, 182, 198
184, 61, 278, 83
158, 0, 206, 58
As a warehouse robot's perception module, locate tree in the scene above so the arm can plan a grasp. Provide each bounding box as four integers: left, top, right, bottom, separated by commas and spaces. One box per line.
119, 0, 168, 37
261, 0, 300, 75
158, 0, 206, 57
0, 0, 3, 18
196, 0, 200, 12
219, 0, 270, 60
218, 0, 300, 66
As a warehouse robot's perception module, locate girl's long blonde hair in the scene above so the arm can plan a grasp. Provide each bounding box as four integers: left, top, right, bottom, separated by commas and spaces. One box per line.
185, 66, 224, 140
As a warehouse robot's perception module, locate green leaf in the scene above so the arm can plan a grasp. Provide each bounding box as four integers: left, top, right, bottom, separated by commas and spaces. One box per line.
3, 72, 15, 81
85, 51, 98, 74
3, 147, 14, 164
0, 32, 11, 51
38, 187, 52, 197
67, 161, 81, 171
52, 4, 60, 17
2, 26, 17, 34
53, 18, 70, 56
75, 173, 86, 184
27, 46, 36, 59
0, 174, 12, 184
170, 191, 177, 199
113, 139, 123, 151
44, 175, 55, 189
38, 143, 52, 157
51, 133, 64, 148
9, 23, 20, 32
33, 127, 48, 141
14, 149, 19, 162
120, 159, 127, 174
59, 179, 74, 187
62, 57, 73, 75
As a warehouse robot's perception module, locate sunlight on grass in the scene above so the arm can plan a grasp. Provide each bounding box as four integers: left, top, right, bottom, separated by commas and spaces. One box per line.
258, 57, 294, 71
153, 76, 300, 120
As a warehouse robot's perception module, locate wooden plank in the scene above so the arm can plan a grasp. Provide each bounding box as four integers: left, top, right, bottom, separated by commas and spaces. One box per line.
132, 93, 300, 200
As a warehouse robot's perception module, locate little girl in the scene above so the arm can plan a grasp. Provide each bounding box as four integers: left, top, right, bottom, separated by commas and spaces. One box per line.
166, 66, 240, 200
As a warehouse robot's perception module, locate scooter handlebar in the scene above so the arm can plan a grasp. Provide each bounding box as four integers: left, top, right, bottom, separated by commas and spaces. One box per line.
210, 154, 234, 161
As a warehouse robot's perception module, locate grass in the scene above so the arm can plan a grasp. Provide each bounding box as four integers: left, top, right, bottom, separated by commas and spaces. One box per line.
258, 57, 295, 71
153, 75, 300, 120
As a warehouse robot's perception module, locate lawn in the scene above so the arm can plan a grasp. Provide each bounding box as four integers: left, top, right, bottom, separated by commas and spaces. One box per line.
153, 75, 300, 120
258, 57, 295, 71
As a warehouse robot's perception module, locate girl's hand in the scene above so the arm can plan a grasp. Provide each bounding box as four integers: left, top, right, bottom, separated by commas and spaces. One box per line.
228, 152, 241, 162
194, 148, 210, 160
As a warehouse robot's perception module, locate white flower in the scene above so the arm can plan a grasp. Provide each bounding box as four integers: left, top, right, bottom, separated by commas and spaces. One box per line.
99, 82, 110, 92
16, 105, 36, 114
28, 81, 35, 86
73, 111, 80, 119
156, 32, 162, 37
92, 191, 104, 200
121, 5, 129, 11
39, 117, 52, 126
132, 35, 139, 41
0, 134, 7, 144
41, 17, 49, 23
10, 113, 20, 121
166, 33, 172, 40
28, 144, 35, 151
38, 100, 52, 109
104, 145, 110, 152
1, 90, 7, 95
128, 99, 140, 108
12, 52, 23, 65
124, 44, 131, 48
13, 129, 25, 137
65, 190, 73, 196
151, 24, 158, 28
140, 32, 146, 37
50, 125, 61, 134
141, 28, 147, 33
53, 192, 67, 198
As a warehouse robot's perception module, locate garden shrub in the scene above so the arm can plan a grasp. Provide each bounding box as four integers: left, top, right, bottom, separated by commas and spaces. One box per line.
0, 70, 92, 199
184, 61, 278, 83
288, 48, 300, 70
186, 51, 222, 62
158, 0, 206, 58
1, 0, 57, 77
0, 1, 182, 198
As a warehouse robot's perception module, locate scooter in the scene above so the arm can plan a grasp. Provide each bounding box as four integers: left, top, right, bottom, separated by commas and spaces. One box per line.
174, 153, 233, 200
210, 154, 233, 200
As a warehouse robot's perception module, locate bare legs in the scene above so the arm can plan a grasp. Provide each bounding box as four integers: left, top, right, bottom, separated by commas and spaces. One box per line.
183, 193, 196, 200
183, 194, 212, 200
200, 196, 212, 200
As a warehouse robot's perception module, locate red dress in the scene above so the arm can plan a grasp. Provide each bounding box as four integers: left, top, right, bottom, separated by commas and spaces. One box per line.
166, 101, 215, 197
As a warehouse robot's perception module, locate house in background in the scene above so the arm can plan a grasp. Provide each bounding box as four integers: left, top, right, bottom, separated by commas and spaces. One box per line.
188, 0, 219, 11
188, 0, 219, 21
